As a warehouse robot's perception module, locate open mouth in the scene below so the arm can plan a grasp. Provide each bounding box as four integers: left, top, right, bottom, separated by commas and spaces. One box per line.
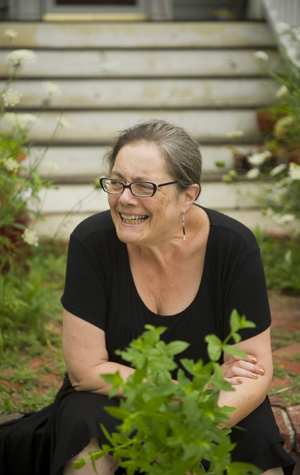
120, 213, 148, 225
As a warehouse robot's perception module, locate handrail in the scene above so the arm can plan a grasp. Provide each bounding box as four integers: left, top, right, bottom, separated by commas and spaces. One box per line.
261, 0, 300, 64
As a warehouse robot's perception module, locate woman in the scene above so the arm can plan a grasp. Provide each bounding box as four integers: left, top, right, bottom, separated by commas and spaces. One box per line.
0, 119, 295, 475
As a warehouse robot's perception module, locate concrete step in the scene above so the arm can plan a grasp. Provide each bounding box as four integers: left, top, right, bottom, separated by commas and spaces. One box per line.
0, 49, 280, 78
3, 78, 276, 109
2, 110, 261, 143
0, 22, 276, 48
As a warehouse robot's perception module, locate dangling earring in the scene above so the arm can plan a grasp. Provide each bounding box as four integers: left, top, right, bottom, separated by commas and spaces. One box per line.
183, 213, 186, 241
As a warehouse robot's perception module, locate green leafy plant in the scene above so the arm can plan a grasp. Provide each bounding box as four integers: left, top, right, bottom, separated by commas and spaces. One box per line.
74, 311, 260, 475
221, 27, 300, 231
254, 228, 300, 295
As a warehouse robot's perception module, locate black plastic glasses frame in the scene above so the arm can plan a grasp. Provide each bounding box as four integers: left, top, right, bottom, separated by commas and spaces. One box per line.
100, 177, 178, 197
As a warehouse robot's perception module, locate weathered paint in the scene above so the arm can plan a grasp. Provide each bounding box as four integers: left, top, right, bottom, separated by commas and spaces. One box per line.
0, 49, 281, 78
0, 22, 276, 48
2, 78, 277, 108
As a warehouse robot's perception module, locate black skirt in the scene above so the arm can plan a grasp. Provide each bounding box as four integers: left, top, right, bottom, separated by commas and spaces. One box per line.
0, 375, 295, 475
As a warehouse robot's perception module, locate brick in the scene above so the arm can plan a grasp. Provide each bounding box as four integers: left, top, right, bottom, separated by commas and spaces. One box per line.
287, 406, 300, 453
272, 406, 295, 453
273, 343, 300, 358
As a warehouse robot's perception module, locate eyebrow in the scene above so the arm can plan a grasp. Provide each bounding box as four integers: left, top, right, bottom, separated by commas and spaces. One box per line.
111, 171, 152, 182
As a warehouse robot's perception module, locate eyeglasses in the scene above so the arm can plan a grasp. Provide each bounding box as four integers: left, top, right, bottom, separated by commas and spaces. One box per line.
100, 178, 178, 197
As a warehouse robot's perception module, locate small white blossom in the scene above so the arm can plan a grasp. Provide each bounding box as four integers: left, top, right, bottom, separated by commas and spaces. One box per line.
277, 22, 290, 33
253, 51, 269, 62
7, 49, 36, 67
275, 85, 288, 98
57, 116, 70, 129
5, 29, 18, 40
274, 214, 295, 224
3, 157, 20, 172
45, 161, 59, 173
270, 164, 287, 177
248, 151, 272, 167
42, 82, 61, 96
22, 228, 39, 247
246, 168, 260, 179
289, 163, 300, 180
2, 88, 22, 107
4, 112, 38, 129
284, 250, 292, 266
226, 129, 244, 139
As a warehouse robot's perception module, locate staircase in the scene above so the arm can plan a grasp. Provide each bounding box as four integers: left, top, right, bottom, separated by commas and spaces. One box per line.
0, 21, 280, 236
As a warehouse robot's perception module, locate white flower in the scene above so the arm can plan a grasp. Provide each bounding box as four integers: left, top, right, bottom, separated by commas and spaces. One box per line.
2, 88, 22, 107
270, 164, 287, 176
5, 29, 18, 40
274, 214, 295, 224
253, 51, 269, 62
275, 85, 288, 98
277, 22, 290, 33
4, 112, 38, 129
57, 116, 70, 129
3, 157, 20, 172
248, 151, 272, 167
7, 49, 36, 67
288, 163, 300, 180
45, 161, 59, 173
22, 228, 39, 247
226, 129, 244, 139
246, 168, 260, 179
42, 82, 61, 96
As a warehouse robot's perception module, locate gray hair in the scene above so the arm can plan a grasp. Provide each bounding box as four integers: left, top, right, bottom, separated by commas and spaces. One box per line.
104, 119, 202, 199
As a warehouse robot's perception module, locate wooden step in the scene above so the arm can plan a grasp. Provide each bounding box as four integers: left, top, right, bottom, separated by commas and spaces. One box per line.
2, 110, 261, 143
24, 144, 258, 182
0, 49, 280, 78
3, 78, 276, 109
0, 22, 276, 48
32, 181, 264, 215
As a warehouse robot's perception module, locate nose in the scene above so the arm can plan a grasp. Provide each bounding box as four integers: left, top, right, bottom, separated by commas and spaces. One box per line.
118, 187, 139, 205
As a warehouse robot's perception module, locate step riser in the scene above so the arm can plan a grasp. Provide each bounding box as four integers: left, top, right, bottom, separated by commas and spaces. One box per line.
31, 182, 264, 214
2, 79, 277, 108
22, 144, 256, 181
1, 110, 262, 142
0, 22, 276, 48
0, 50, 280, 78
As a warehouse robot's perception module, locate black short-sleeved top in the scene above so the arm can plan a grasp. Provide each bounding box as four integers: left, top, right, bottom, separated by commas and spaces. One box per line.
61, 205, 271, 372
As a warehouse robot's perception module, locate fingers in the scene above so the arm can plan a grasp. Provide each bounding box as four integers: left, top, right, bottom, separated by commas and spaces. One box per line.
222, 354, 265, 384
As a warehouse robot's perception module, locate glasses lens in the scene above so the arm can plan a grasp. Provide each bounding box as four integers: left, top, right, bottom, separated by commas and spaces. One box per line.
131, 182, 155, 197
103, 179, 123, 194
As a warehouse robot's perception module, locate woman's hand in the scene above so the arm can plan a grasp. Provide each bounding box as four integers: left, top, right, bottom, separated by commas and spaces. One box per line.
221, 354, 265, 385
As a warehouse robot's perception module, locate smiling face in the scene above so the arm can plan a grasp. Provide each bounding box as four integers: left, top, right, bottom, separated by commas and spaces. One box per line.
108, 141, 186, 247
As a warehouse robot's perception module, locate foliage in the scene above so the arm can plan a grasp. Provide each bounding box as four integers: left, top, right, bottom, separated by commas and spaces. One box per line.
0, 29, 68, 333
0, 238, 67, 413
221, 25, 300, 231
254, 228, 300, 294
74, 312, 260, 475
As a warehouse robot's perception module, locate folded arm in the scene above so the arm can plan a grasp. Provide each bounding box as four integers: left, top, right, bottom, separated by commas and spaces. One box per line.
218, 327, 273, 427
62, 309, 135, 396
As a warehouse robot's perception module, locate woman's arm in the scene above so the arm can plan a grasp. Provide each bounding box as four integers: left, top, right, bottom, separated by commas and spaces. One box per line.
62, 309, 135, 396
217, 327, 273, 427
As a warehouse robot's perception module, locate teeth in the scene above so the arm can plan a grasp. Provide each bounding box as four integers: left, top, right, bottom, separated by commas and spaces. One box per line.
121, 214, 147, 220
120, 213, 148, 223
